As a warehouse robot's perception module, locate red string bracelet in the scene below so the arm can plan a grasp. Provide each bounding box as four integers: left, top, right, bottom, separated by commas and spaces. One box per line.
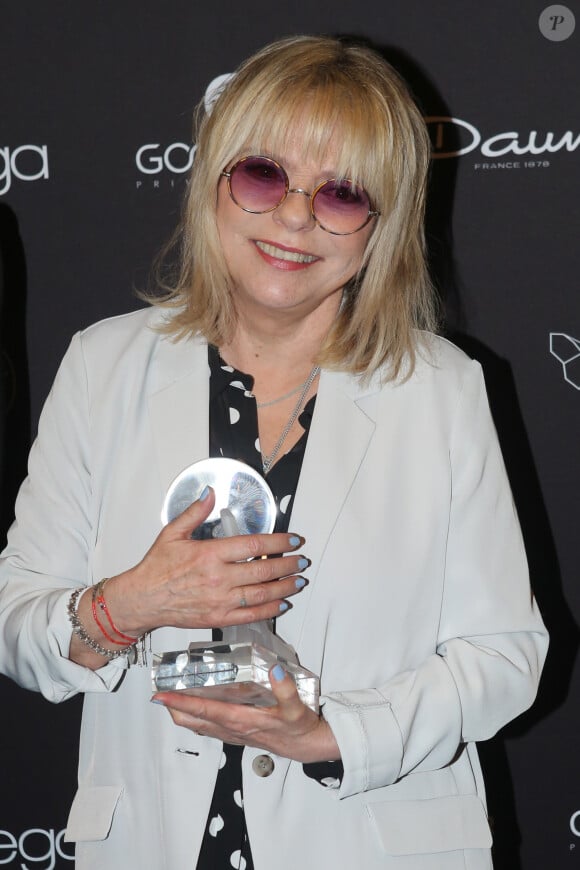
91, 591, 128, 646
94, 579, 139, 645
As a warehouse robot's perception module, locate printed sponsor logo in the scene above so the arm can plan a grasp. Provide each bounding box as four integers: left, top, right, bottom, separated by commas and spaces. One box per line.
135, 142, 196, 190
0, 828, 73, 869
550, 333, 580, 390
0, 146, 49, 196
426, 117, 579, 170
135, 142, 196, 175
135, 142, 195, 189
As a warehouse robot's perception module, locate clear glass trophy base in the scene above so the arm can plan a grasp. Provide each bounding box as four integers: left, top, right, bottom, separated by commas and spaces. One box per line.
151, 640, 320, 712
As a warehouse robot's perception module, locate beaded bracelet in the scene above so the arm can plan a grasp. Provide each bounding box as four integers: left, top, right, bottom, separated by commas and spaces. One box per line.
67, 588, 136, 659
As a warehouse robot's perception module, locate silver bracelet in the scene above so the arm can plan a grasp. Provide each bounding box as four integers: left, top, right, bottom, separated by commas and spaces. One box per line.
67, 587, 136, 659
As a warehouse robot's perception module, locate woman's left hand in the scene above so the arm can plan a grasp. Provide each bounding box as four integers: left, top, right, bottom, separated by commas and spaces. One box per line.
151, 665, 340, 764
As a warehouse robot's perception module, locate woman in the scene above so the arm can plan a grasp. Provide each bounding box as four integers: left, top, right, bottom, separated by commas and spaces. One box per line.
0, 35, 547, 869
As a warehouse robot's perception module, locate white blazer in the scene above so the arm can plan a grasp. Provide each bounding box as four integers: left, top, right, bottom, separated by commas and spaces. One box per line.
0, 307, 547, 870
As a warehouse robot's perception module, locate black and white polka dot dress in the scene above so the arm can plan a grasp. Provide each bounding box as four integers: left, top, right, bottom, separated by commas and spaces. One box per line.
196, 346, 342, 870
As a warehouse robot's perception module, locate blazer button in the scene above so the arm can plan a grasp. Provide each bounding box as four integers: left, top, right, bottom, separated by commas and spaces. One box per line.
252, 754, 275, 777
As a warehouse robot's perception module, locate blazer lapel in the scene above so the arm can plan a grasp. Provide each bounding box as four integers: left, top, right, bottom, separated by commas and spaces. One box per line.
280, 370, 379, 648
148, 333, 210, 499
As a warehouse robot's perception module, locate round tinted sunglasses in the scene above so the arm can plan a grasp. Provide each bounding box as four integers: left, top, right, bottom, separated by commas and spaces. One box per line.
221, 155, 380, 236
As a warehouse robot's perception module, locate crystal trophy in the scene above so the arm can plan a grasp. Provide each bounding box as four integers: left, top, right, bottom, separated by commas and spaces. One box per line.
151, 458, 319, 712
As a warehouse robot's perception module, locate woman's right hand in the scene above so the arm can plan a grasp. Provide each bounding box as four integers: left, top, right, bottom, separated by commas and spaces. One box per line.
82, 486, 308, 644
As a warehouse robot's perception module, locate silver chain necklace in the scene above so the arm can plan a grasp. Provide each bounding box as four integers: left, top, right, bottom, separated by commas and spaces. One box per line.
260, 365, 320, 475
255, 377, 311, 409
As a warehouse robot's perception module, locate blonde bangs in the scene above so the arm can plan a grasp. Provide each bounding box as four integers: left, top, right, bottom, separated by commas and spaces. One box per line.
205, 66, 400, 217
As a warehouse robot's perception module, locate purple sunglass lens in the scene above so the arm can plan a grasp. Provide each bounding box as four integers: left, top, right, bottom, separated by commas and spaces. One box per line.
229, 157, 287, 211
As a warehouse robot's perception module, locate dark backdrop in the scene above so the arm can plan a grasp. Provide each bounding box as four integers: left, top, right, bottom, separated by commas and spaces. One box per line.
1, 3, 579, 867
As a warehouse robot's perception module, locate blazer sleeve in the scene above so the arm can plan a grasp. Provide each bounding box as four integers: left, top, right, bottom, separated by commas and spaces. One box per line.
321, 359, 549, 798
0, 332, 126, 701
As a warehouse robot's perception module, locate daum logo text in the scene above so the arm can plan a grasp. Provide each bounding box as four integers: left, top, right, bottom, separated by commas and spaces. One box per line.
0, 146, 49, 195
426, 117, 580, 160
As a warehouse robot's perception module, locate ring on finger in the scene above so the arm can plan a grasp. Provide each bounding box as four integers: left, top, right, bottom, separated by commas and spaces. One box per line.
239, 588, 247, 608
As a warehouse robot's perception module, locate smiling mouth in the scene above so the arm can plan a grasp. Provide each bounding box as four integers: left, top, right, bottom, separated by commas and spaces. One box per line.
255, 241, 318, 264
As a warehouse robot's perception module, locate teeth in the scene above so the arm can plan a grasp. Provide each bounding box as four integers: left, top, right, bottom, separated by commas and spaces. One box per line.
256, 241, 317, 263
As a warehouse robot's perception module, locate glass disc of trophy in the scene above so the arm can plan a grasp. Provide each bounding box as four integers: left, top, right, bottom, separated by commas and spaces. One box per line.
151, 458, 320, 712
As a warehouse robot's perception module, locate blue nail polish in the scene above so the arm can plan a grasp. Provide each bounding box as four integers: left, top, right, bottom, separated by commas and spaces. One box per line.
297, 557, 309, 571
199, 486, 210, 501
279, 601, 289, 612
150, 697, 165, 706
288, 535, 301, 547
272, 664, 285, 681
295, 577, 306, 589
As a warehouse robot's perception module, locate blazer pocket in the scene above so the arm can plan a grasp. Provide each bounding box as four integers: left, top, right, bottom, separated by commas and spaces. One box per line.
368, 794, 492, 856
65, 785, 123, 842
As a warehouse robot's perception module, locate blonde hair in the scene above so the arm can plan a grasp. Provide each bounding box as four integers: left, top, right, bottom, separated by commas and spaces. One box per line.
151, 35, 438, 381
